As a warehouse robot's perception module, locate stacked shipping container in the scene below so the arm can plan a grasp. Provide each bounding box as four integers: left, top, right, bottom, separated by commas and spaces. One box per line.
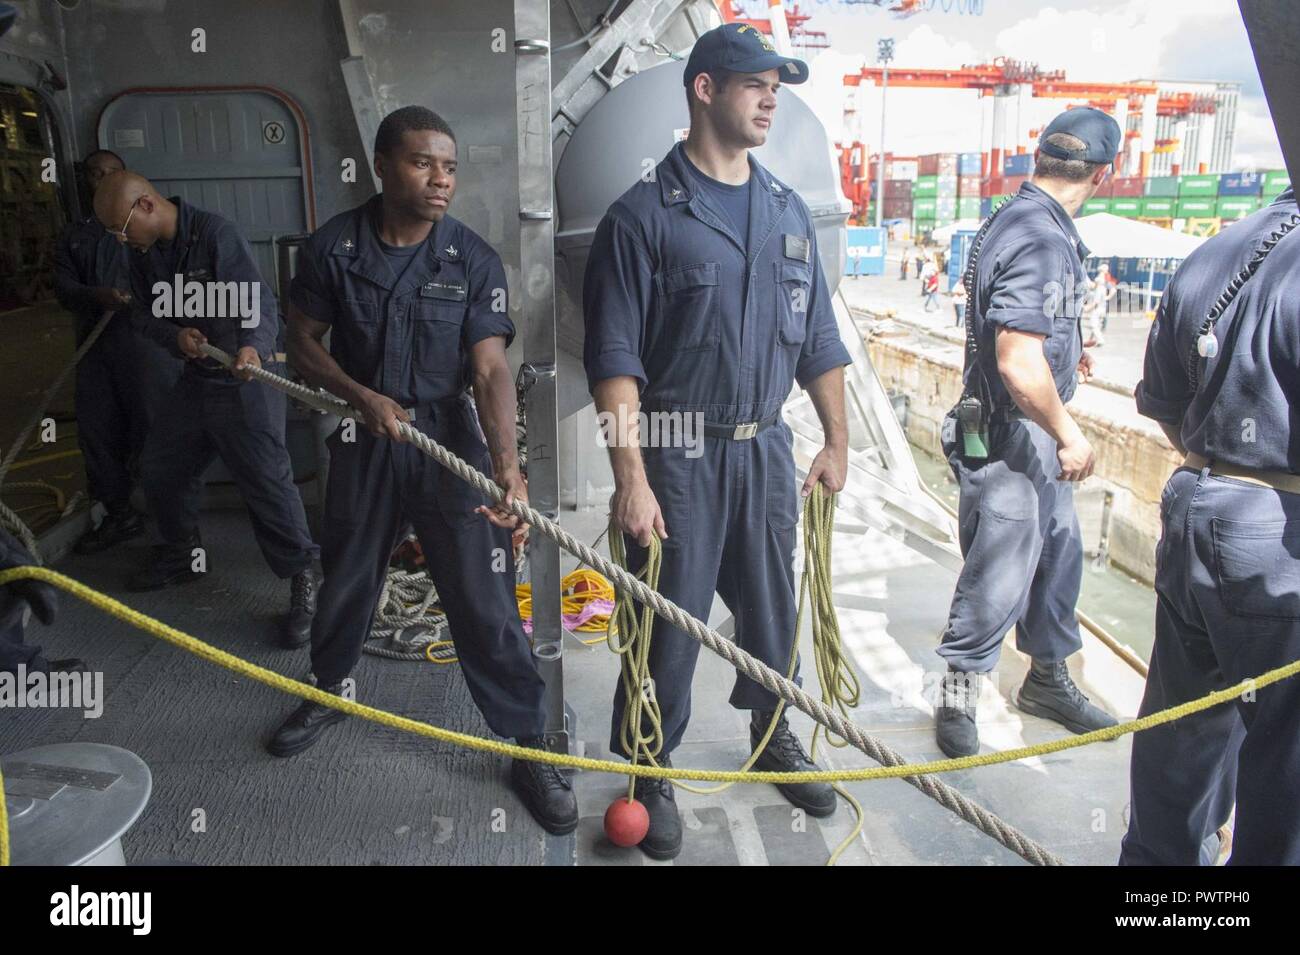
1262, 169, 1290, 197
1175, 197, 1217, 218
1178, 175, 1219, 197
1003, 153, 1033, 176
918, 153, 958, 176
1110, 197, 1142, 218
907, 153, 995, 232
1140, 197, 1175, 217
882, 177, 914, 220
957, 170, 980, 220
1218, 172, 1262, 195
983, 175, 1027, 197
1217, 196, 1260, 219
862, 144, 1290, 235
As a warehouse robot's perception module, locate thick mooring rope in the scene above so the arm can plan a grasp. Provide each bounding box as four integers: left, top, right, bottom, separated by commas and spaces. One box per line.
199, 342, 1063, 866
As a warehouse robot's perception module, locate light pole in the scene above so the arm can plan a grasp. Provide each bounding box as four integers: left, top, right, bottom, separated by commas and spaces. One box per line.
875, 37, 894, 229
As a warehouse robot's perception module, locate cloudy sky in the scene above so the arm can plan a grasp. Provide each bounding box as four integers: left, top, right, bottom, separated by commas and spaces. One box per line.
754, 0, 1283, 171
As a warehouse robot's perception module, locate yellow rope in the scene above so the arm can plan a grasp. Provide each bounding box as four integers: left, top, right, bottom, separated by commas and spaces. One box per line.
415, 570, 615, 670
2, 563, 1300, 867
603, 486, 901, 865
799, 487, 867, 866
605, 498, 813, 804
423, 640, 458, 665
607, 527, 664, 799
2, 449, 82, 473
1, 481, 66, 514
517, 569, 615, 644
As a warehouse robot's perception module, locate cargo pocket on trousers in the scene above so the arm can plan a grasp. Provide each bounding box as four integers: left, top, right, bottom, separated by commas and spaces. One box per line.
1154, 478, 1179, 570
1211, 517, 1300, 619
641, 445, 693, 543
436, 416, 493, 530
766, 426, 799, 533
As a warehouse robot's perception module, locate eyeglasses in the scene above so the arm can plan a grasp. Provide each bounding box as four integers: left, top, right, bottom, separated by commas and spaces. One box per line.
111, 195, 143, 240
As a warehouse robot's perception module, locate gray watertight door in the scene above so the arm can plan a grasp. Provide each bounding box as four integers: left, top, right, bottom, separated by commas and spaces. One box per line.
97, 87, 315, 295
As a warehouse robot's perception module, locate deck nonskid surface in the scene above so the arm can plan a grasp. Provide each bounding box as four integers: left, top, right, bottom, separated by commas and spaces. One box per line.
3, 503, 1144, 865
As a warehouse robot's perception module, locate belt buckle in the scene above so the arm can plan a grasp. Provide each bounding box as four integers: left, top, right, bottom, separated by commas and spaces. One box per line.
732, 421, 758, 440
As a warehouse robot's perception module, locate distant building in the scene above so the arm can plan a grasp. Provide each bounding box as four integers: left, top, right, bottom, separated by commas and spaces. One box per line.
1131, 79, 1240, 175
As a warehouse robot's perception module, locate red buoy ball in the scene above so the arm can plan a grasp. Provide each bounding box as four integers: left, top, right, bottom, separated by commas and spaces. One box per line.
604, 797, 650, 847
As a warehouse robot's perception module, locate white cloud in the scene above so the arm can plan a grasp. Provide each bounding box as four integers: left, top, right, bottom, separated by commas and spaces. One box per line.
993, 1, 1239, 81
1232, 101, 1286, 172
793, 48, 867, 144
893, 23, 982, 69
795, 24, 987, 155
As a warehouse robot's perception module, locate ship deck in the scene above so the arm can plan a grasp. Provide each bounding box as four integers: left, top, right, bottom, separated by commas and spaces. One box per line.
2, 497, 1147, 866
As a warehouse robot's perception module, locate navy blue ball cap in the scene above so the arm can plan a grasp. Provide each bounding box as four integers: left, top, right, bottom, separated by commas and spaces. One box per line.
683, 23, 809, 87
1038, 107, 1122, 164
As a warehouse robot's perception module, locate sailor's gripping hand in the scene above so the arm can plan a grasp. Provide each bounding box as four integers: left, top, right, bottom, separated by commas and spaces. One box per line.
802, 442, 847, 496
177, 327, 207, 359
232, 346, 261, 381
354, 388, 412, 443
478, 468, 530, 538
610, 477, 667, 548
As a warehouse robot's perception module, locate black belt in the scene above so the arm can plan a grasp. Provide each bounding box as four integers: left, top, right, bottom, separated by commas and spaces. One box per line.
402, 395, 470, 423
702, 412, 780, 441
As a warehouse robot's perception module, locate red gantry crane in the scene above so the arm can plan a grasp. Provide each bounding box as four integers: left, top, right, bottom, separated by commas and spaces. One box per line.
717, 0, 977, 48
717, 1, 829, 51
716, 5, 1216, 221
842, 59, 1220, 205
718, 0, 983, 53
844, 59, 1172, 181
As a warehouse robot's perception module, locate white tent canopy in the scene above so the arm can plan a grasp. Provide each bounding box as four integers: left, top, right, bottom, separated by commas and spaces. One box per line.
931, 219, 982, 245
1073, 212, 1206, 260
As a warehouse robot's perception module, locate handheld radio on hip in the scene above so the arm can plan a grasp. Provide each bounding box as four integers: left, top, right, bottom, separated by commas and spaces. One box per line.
953, 197, 1019, 461
959, 395, 989, 458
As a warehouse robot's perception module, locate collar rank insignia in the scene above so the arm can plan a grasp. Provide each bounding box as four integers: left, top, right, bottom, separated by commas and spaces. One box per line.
341, 238, 355, 252
444, 244, 459, 259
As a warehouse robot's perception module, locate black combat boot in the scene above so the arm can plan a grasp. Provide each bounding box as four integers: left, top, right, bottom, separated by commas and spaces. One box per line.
751, 709, 837, 817
126, 535, 204, 592
632, 753, 682, 860
510, 737, 579, 835
936, 669, 981, 758
283, 567, 319, 648
266, 682, 348, 757
74, 507, 145, 555
46, 658, 88, 674
1015, 658, 1119, 734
